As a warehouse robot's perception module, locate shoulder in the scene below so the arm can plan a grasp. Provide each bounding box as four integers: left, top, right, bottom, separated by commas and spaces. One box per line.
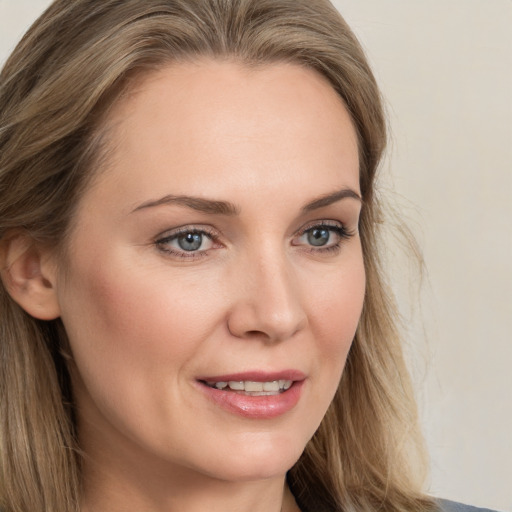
437, 499, 500, 512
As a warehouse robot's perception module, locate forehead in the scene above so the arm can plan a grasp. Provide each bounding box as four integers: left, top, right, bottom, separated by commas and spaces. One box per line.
87, 59, 360, 213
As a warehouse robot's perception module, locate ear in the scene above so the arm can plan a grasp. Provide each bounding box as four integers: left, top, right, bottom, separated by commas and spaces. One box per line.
0, 232, 61, 320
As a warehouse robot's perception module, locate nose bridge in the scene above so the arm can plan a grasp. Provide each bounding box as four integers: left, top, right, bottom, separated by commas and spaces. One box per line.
228, 241, 307, 342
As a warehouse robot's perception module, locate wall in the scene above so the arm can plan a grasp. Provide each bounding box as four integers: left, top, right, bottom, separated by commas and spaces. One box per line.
1, 1, 511, 510
334, 2, 512, 510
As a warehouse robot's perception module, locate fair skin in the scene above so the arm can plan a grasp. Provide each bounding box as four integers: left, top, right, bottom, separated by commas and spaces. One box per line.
6, 60, 364, 512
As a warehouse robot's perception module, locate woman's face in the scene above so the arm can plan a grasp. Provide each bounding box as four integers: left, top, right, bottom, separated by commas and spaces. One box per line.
56, 60, 364, 483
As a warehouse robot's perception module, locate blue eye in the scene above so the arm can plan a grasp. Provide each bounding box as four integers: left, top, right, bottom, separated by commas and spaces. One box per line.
156, 228, 215, 257
177, 232, 204, 251
295, 222, 353, 252
306, 227, 331, 246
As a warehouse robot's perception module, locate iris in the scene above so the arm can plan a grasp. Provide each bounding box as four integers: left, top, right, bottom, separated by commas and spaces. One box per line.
178, 233, 203, 251
307, 228, 330, 246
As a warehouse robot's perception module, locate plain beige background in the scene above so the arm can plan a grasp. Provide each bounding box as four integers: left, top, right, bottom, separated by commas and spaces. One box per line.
333, 2, 511, 510
1, 1, 511, 510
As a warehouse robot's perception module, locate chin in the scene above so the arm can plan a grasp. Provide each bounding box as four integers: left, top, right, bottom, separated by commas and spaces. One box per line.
191, 432, 306, 483
208, 456, 300, 483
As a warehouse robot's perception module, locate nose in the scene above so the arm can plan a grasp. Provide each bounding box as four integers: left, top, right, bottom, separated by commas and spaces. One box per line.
226, 251, 308, 343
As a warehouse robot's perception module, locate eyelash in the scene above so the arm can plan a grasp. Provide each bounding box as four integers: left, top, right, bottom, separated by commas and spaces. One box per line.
295, 221, 354, 255
155, 221, 355, 260
155, 226, 219, 260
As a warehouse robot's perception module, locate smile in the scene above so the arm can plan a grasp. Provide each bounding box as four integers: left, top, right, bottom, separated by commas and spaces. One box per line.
197, 371, 306, 419
204, 380, 293, 395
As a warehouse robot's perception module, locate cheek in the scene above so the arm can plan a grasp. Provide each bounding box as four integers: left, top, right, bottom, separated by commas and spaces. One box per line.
60, 260, 220, 372
57, 252, 230, 449
303, 245, 365, 399
285, 252, 364, 454
312, 251, 365, 348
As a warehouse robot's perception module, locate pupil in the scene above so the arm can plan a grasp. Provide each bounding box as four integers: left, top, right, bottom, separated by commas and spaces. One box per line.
308, 228, 329, 246
178, 233, 202, 251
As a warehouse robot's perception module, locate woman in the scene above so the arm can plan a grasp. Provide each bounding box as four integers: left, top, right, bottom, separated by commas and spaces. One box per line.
0, 1, 495, 511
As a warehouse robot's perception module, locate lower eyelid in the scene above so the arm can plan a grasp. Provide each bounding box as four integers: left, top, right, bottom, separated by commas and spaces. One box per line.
155, 241, 213, 260
160, 224, 232, 260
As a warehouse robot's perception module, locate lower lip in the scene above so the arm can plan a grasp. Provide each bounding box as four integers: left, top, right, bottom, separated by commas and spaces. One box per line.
197, 381, 304, 419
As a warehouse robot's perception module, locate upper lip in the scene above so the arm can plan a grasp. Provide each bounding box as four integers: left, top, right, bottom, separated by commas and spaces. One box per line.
197, 370, 306, 382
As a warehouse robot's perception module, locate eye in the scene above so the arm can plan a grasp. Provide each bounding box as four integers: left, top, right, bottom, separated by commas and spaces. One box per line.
155, 227, 217, 258
305, 227, 332, 247
175, 232, 208, 252
294, 222, 354, 252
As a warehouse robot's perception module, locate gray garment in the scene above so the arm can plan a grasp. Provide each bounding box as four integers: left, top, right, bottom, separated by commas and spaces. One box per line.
438, 499, 499, 512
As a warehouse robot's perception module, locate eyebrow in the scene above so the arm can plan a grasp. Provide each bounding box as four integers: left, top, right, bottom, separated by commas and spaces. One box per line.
131, 195, 240, 215
301, 188, 362, 213
131, 188, 361, 216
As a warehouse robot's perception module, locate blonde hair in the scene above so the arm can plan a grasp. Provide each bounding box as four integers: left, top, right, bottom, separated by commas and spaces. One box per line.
0, 1, 434, 511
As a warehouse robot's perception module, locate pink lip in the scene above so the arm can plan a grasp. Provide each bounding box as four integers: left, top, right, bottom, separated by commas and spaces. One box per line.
196, 370, 306, 419
197, 369, 306, 383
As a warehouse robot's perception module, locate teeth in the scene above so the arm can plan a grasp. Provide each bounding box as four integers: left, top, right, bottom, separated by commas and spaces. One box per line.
206, 380, 293, 393
245, 381, 263, 392
263, 381, 280, 392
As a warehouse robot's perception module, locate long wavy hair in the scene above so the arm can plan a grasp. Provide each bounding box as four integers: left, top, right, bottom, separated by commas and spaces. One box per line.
0, 1, 434, 511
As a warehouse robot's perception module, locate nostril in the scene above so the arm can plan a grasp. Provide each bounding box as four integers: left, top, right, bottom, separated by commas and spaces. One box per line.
246, 330, 264, 337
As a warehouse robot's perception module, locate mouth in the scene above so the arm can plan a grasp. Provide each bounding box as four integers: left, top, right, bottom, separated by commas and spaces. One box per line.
202, 379, 293, 396
196, 371, 305, 419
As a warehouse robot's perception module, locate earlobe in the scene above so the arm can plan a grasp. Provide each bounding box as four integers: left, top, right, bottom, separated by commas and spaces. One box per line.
0, 233, 61, 320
